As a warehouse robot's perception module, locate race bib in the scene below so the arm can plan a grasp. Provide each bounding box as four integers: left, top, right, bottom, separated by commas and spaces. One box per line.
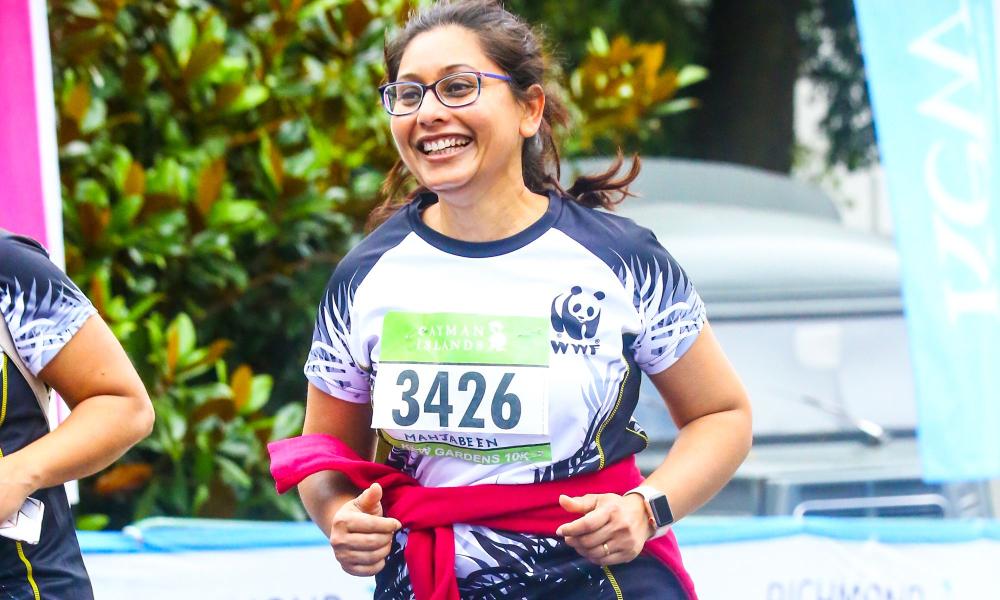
372, 312, 550, 441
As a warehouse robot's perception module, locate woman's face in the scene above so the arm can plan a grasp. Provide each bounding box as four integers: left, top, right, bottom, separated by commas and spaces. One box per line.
389, 25, 539, 198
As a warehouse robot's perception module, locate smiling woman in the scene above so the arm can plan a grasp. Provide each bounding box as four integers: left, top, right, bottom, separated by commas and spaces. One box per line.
280, 2, 752, 599
367, 2, 638, 233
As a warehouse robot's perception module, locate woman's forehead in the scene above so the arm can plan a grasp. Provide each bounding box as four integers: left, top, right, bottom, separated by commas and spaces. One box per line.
397, 25, 496, 80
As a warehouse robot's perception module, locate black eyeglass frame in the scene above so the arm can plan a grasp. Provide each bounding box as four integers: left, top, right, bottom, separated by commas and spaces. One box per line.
378, 71, 513, 116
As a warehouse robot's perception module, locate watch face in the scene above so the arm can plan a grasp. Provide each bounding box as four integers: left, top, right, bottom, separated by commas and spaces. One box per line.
649, 494, 674, 527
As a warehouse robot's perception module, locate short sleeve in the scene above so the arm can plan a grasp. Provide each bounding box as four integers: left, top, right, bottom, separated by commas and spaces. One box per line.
303, 272, 371, 403
0, 236, 97, 375
623, 230, 706, 375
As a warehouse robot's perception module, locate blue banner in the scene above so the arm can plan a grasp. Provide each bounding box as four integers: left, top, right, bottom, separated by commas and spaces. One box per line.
855, 1, 1000, 481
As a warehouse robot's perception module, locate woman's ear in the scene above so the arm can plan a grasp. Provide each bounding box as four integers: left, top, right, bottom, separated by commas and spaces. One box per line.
519, 84, 546, 138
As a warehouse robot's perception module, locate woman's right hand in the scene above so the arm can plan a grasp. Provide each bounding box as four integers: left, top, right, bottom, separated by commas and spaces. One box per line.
330, 482, 402, 576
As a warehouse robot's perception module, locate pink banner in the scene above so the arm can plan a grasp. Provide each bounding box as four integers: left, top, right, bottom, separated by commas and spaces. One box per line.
0, 0, 72, 447
0, 0, 61, 257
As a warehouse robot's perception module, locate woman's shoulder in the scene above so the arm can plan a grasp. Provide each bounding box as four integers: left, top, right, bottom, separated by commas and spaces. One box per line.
323, 204, 416, 294
552, 196, 667, 262
0, 232, 60, 286
0, 232, 96, 375
0, 231, 49, 261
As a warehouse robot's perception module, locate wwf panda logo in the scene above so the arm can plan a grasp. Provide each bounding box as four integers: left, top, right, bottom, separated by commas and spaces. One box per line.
551, 286, 605, 340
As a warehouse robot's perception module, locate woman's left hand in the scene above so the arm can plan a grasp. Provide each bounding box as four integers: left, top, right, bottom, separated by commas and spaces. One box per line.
556, 492, 653, 565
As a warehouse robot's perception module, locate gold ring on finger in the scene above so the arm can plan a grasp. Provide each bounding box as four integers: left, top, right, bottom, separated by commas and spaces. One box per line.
603, 542, 610, 557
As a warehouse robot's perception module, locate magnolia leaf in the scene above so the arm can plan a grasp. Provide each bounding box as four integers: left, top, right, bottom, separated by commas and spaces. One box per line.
217, 438, 254, 459
105, 297, 128, 322
64, 81, 91, 123
270, 403, 305, 441
167, 313, 197, 367
569, 70, 584, 99
123, 161, 146, 196
676, 64, 709, 89
66, 0, 101, 19
343, 0, 373, 39
110, 195, 143, 230
94, 463, 153, 495
127, 293, 162, 320
76, 203, 110, 245
216, 456, 252, 491
145, 157, 186, 197
80, 96, 107, 133
230, 365, 253, 411
88, 274, 107, 317
308, 124, 336, 168
207, 199, 266, 228
259, 134, 284, 190
204, 56, 248, 86
192, 484, 210, 513
187, 382, 234, 406
196, 158, 226, 216
190, 396, 236, 424
159, 401, 189, 451
201, 11, 228, 43
183, 40, 223, 82
299, 0, 343, 22
201, 339, 232, 366
75, 179, 108, 205
76, 514, 110, 531
165, 327, 180, 377
654, 97, 699, 116
226, 85, 269, 113
168, 11, 197, 67
242, 374, 273, 415
214, 83, 244, 109
588, 27, 610, 57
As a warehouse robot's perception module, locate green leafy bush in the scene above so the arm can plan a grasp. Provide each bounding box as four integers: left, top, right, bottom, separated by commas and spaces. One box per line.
51, 0, 416, 526
48, 0, 691, 527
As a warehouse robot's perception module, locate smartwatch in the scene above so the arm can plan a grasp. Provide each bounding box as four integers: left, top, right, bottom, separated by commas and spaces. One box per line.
625, 485, 674, 539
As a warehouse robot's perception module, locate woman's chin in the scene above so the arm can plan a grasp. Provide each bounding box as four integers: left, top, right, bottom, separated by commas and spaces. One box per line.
421, 175, 475, 196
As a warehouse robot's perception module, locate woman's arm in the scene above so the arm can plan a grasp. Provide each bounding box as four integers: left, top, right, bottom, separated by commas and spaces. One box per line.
0, 314, 154, 517
638, 320, 752, 520
298, 383, 378, 535
298, 383, 400, 576
558, 321, 751, 564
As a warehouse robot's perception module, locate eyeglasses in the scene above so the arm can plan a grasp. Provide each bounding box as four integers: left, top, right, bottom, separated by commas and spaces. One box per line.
378, 71, 513, 116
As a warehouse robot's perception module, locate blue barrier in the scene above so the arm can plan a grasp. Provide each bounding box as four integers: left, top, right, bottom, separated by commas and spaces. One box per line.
76, 517, 1000, 554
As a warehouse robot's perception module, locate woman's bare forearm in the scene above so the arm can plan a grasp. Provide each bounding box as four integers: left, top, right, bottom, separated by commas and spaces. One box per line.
1, 393, 153, 491
299, 471, 363, 537
642, 406, 752, 521
299, 385, 378, 535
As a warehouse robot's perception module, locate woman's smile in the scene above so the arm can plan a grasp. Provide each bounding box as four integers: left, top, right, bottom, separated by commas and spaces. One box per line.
416, 134, 475, 162
418, 135, 473, 156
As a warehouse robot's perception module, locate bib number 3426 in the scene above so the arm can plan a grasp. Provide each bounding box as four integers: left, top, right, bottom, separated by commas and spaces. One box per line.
372, 363, 548, 435
394, 369, 520, 430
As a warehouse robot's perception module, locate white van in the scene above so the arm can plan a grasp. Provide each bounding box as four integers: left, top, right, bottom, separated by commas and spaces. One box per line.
567, 158, 994, 518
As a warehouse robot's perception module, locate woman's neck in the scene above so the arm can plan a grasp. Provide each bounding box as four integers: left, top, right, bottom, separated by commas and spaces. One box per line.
422, 182, 549, 243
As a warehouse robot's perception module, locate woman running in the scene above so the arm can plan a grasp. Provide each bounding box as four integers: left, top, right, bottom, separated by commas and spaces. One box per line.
0, 230, 154, 598
278, 2, 752, 598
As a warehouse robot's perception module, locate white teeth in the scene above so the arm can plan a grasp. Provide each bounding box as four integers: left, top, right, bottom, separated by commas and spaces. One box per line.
421, 136, 470, 153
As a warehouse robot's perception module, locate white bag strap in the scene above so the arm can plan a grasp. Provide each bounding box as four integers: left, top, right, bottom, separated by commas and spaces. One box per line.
0, 309, 51, 420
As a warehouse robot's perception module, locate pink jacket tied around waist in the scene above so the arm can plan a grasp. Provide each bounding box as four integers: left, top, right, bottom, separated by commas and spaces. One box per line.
268, 434, 696, 600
